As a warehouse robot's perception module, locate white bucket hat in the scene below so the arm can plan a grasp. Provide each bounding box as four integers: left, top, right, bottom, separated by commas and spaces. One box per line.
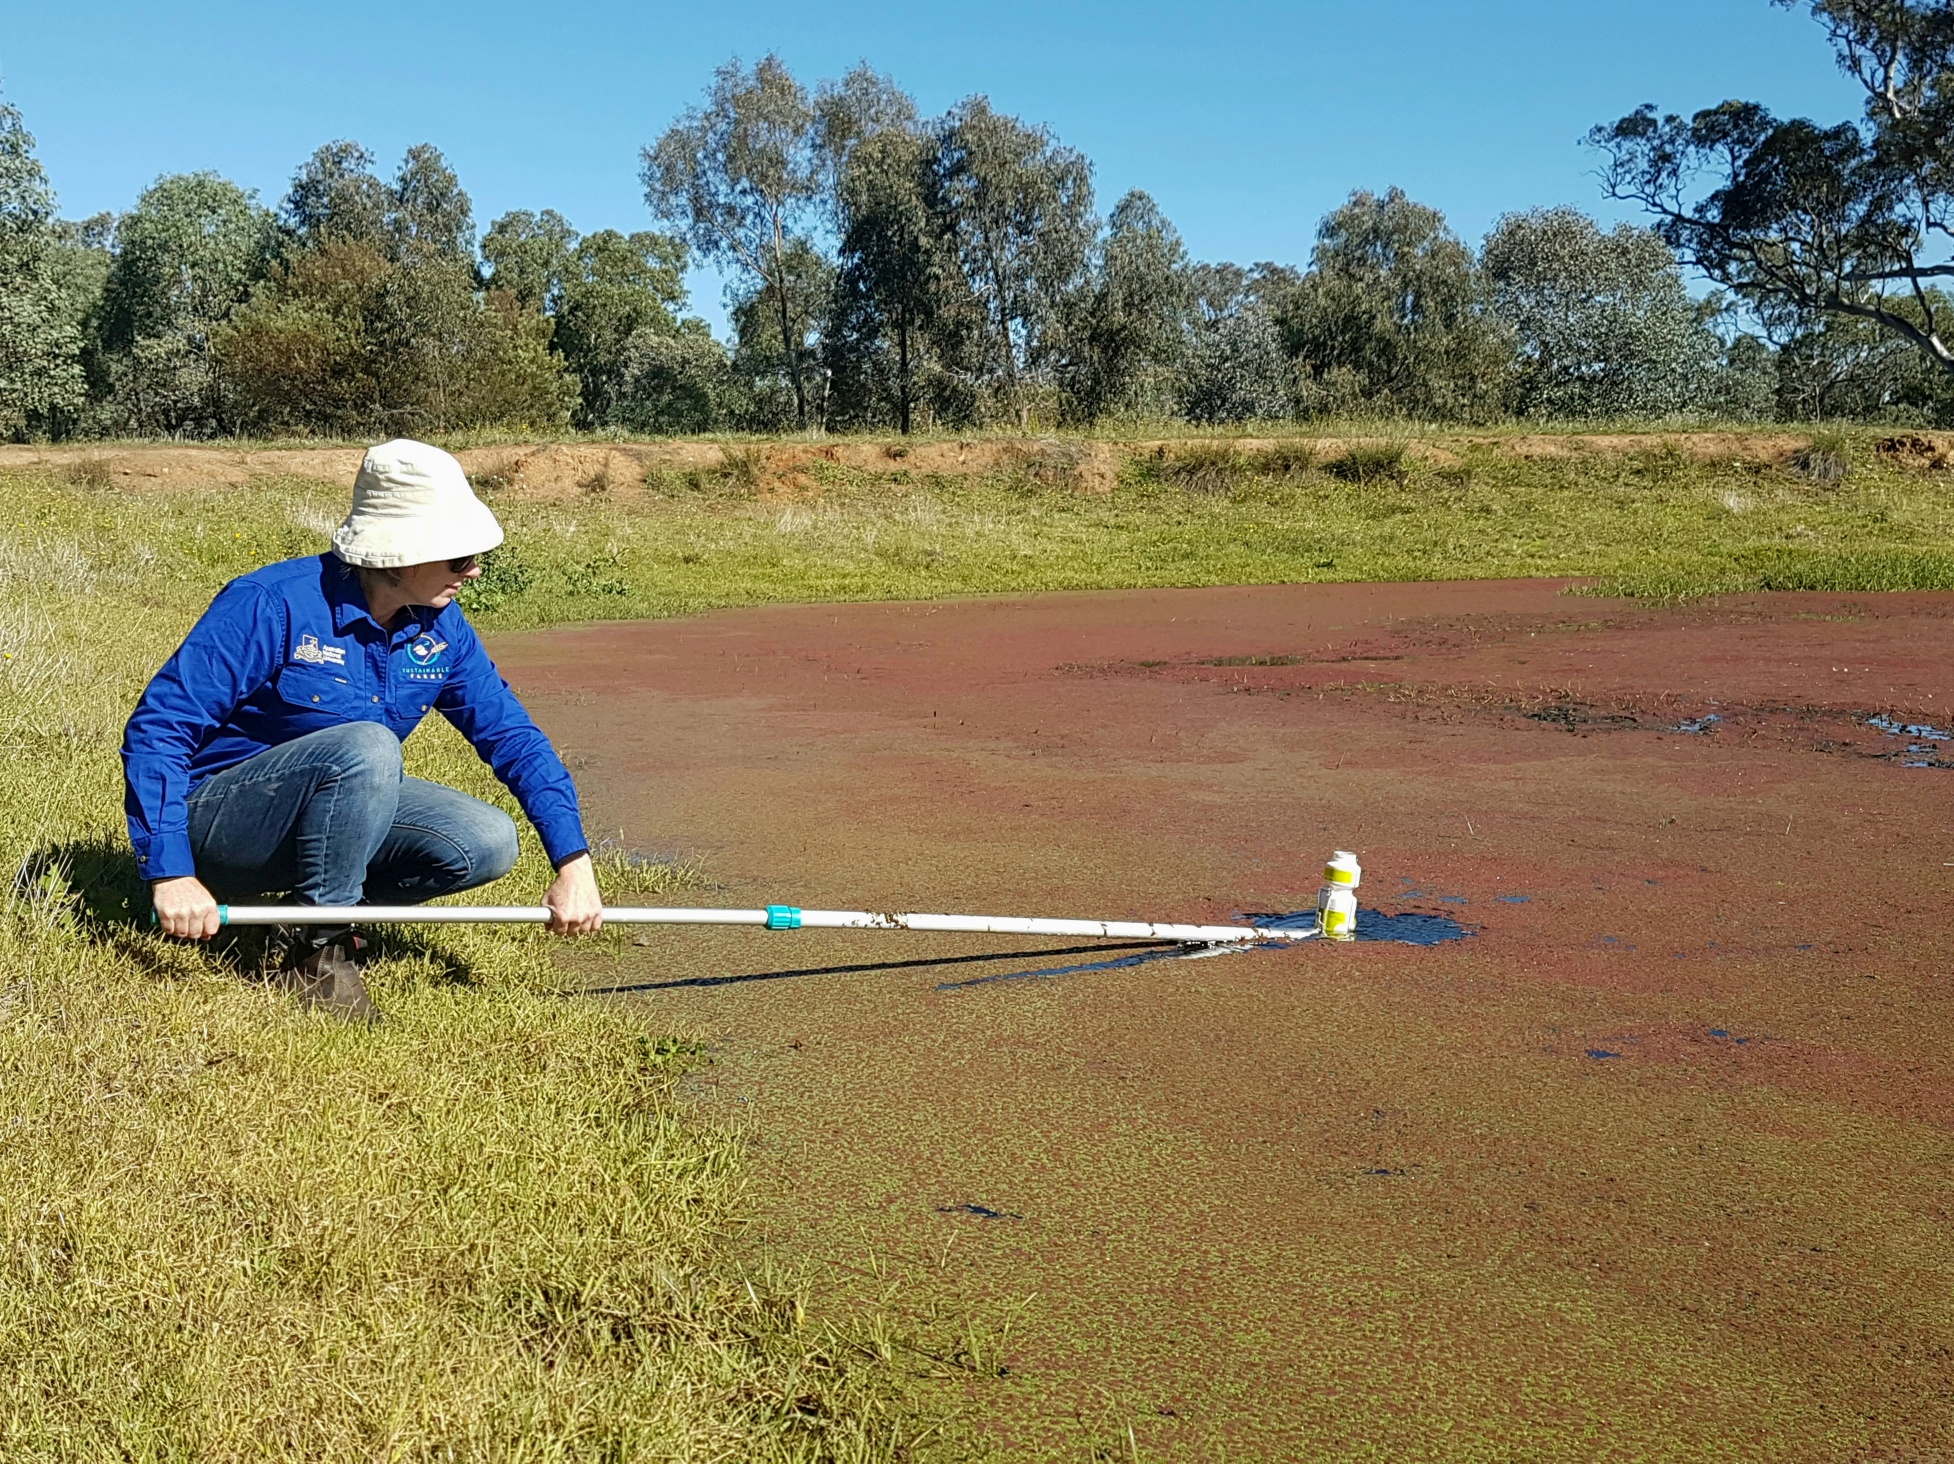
331, 439, 505, 569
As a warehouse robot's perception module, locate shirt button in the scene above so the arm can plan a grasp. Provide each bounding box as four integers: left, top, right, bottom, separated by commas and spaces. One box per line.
371, 696, 380, 703
419, 704, 428, 711
311, 695, 320, 702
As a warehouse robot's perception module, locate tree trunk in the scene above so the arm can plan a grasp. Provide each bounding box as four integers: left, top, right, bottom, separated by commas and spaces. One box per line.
996, 272, 1024, 426
772, 224, 807, 429
897, 308, 912, 436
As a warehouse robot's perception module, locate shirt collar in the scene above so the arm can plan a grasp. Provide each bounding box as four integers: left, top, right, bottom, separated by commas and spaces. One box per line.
324, 554, 432, 638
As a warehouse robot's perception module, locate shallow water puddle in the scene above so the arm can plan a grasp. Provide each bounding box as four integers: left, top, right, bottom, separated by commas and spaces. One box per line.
1864, 712, 1954, 767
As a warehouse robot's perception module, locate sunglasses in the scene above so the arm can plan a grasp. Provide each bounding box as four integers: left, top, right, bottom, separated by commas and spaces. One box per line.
447, 555, 479, 574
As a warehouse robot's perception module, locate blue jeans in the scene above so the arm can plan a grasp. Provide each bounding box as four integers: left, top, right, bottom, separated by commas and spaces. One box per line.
186, 722, 520, 906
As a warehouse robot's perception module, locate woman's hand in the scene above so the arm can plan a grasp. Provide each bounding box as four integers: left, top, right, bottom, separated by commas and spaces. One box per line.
152, 875, 221, 941
543, 852, 604, 936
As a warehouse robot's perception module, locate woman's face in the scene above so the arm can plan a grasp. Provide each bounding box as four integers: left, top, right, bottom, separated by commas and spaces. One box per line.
395, 556, 482, 610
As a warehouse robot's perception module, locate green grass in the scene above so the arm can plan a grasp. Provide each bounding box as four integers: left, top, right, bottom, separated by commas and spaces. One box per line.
453, 434, 1954, 626
0, 486, 925, 1459
3, 429, 1953, 1457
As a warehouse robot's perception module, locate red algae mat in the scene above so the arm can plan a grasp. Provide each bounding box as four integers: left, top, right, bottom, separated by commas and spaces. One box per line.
491, 581, 1954, 1460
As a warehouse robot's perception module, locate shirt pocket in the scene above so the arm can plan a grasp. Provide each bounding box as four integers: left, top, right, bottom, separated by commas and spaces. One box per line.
274, 663, 362, 717
389, 684, 438, 731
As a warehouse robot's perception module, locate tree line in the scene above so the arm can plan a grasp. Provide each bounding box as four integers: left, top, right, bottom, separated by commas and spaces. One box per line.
6, 6, 1954, 441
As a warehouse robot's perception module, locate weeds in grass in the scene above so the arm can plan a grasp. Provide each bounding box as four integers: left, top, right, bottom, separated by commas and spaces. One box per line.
299, 435, 1954, 627
1157, 443, 1248, 493
589, 835, 710, 897
1795, 430, 1853, 485
1142, 440, 1316, 494
458, 541, 539, 613
1006, 437, 1089, 489
647, 444, 768, 497
466, 456, 518, 495
722, 443, 766, 493
1628, 440, 1690, 481
1249, 440, 1317, 479
564, 551, 633, 597
63, 457, 112, 491
1323, 441, 1410, 484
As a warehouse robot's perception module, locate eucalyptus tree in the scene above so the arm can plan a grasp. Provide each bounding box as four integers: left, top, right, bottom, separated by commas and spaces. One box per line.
935, 97, 1095, 423
1774, 304, 1947, 418
829, 118, 964, 431
484, 209, 694, 427
1279, 188, 1512, 419
553, 230, 690, 425
1060, 190, 1193, 422
278, 140, 474, 263
281, 141, 393, 249
49, 213, 112, 382
0, 96, 85, 438
481, 208, 578, 312
727, 238, 837, 428
814, 63, 920, 212
1482, 207, 1720, 419
94, 172, 274, 435
390, 144, 475, 262
1180, 262, 1296, 423
1714, 331, 1781, 421
642, 55, 827, 428
217, 142, 573, 435
613, 321, 735, 433
1592, 0, 1954, 383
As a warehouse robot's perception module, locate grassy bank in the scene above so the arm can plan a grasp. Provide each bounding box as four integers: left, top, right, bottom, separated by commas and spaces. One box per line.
0, 489, 922, 1457
480, 432, 1954, 623
2, 428, 1951, 1456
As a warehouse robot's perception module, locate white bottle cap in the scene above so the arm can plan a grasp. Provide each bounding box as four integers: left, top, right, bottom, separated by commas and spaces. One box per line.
1323, 850, 1362, 888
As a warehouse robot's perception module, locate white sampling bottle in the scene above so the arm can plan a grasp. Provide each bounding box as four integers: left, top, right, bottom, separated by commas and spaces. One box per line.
1316, 850, 1361, 940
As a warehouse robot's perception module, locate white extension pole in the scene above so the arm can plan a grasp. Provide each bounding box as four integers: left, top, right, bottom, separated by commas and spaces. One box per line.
211, 902, 1315, 946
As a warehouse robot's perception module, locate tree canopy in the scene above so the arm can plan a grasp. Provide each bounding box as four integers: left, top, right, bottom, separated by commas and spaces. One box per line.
20, 38, 1954, 441
93, 173, 274, 435
1279, 188, 1512, 420
0, 94, 85, 438
1592, 0, 1954, 379
642, 56, 828, 428
1483, 207, 1722, 419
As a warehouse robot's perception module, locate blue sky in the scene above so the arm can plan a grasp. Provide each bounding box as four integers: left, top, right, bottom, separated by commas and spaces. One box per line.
2, 0, 1865, 330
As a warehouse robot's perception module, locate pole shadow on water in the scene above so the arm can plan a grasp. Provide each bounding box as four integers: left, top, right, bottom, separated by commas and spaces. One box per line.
591, 907, 1476, 996
937, 906, 1475, 991
576, 940, 1177, 995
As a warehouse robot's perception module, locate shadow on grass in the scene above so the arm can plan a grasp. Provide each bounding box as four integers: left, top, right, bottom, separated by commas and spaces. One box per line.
10, 837, 496, 984
576, 939, 1176, 994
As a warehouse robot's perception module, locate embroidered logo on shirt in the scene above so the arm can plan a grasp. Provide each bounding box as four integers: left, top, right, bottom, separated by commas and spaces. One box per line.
408, 635, 449, 666
293, 633, 347, 667
403, 633, 451, 683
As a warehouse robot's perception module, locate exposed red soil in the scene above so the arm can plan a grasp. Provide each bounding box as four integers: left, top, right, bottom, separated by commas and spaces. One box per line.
491, 582, 1953, 1459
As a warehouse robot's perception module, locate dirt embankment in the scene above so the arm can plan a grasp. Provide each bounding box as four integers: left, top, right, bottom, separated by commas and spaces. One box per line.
6, 429, 1953, 502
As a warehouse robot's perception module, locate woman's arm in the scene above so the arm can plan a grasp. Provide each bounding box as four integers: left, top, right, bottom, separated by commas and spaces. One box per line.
122, 580, 285, 890
433, 613, 598, 933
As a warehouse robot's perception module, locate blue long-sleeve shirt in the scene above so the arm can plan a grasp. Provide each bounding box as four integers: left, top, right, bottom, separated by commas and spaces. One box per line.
123, 552, 587, 881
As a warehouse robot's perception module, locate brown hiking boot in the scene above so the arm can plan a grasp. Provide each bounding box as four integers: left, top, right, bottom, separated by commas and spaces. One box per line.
271, 935, 383, 1024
